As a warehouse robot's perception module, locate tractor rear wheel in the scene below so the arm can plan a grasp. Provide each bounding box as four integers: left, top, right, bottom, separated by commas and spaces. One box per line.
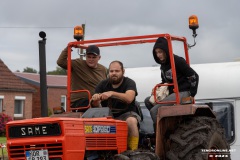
166, 116, 230, 160
114, 150, 160, 160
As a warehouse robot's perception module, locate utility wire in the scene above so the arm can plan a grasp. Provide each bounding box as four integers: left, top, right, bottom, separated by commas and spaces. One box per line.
0, 27, 74, 28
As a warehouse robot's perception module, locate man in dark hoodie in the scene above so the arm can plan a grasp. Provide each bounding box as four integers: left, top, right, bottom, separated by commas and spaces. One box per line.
145, 37, 199, 127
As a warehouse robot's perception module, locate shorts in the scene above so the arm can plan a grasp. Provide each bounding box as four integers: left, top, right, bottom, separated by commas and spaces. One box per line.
115, 111, 141, 123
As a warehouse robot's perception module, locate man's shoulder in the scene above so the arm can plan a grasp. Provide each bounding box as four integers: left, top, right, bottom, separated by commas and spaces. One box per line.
123, 77, 137, 93
174, 54, 185, 62
124, 77, 136, 84
98, 78, 109, 85
97, 63, 107, 70
173, 54, 188, 66
73, 59, 95, 69
75, 58, 85, 61
96, 79, 110, 90
72, 58, 85, 64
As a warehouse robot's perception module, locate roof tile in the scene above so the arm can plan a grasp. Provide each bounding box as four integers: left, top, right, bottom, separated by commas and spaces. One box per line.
14, 72, 67, 87
0, 59, 35, 92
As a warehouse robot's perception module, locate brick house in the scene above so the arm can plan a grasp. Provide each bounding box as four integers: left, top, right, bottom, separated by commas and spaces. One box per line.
0, 59, 35, 120
14, 72, 67, 118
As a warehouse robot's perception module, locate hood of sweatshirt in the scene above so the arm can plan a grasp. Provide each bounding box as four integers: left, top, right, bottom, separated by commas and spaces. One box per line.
152, 37, 170, 65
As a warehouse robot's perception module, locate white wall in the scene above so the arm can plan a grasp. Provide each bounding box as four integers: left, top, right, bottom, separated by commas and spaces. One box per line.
125, 62, 240, 102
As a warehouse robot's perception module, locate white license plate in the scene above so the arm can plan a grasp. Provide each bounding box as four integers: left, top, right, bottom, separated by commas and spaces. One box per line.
26, 150, 49, 160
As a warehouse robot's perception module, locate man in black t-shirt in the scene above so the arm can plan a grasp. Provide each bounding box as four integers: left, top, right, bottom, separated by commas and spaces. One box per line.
90, 60, 140, 151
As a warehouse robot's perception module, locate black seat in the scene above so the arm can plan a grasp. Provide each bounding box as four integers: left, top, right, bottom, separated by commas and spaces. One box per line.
81, 107, 113, 118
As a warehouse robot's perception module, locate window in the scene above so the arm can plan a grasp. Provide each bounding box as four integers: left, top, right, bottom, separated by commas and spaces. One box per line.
61, 95, 66, 112
14, 96, 26, 118
0, 96, 3, 113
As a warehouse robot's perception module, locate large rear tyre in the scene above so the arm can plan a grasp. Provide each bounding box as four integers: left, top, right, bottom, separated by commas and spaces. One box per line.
114, 150, 160, 160
166, 116, 230, 160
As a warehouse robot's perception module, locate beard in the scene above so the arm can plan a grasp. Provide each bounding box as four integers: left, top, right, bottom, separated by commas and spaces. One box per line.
110, 75, 124, 85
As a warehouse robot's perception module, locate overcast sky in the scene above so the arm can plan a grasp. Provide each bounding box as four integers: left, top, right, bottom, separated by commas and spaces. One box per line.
1, 0, 239, 72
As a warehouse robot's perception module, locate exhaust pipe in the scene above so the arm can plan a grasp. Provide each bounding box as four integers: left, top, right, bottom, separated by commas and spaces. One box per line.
38, 31, 48, 117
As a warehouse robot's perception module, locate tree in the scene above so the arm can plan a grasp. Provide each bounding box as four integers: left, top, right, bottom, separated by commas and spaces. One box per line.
23, 67, 37, 73
47, 67, 67, 75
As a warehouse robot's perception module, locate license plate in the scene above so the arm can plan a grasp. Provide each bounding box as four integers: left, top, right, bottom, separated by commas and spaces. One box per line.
26, 150, 49, 160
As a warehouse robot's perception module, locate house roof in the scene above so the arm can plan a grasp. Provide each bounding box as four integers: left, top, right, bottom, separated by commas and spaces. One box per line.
14, 72, 67, 88
0, 59, 35, 92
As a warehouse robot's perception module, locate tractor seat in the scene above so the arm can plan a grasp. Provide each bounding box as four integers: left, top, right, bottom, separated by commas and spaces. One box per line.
135, 101, 143, 121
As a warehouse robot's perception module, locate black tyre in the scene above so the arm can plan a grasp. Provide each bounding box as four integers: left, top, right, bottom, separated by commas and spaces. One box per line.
166, 116, 230, 160
114, 150, 160, 160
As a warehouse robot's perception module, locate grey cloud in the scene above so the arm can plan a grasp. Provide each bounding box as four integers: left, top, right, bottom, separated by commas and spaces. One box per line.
0, 0, 240, 72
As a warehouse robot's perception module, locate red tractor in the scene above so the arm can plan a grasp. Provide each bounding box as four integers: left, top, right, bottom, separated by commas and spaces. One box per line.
6, 15, 230, 160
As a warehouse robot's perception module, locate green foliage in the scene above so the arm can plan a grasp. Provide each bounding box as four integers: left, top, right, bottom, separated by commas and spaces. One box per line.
23, 67, 37, 73
0, 137, 6, 144
48, 108, 53, 117
22, 66, 67, 75
0, 137, 7, 157
0, 113, 12, 136
47, 66, 67, 75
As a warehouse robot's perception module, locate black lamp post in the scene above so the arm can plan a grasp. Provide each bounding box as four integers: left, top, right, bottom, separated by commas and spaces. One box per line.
38, 31, 48, 117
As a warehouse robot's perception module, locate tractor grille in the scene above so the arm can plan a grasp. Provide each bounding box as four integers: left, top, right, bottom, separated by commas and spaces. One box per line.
8, 143, 63, 160
85, 137, 117, 148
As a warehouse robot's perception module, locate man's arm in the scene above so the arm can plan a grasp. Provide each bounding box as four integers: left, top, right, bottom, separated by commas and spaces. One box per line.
90, 90, 136, 107
57, 47, 68, 69
90, 93, 102, 107
101, 90, 136, 104
176, 57, 199, 97
188, 72, 199, 97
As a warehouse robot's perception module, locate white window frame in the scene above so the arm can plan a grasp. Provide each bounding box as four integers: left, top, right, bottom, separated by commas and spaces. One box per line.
0, 96, 4, 113
14, 96, 26, 118
61, 95, 67, 111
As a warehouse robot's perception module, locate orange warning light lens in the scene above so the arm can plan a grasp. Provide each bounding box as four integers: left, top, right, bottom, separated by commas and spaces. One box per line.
189, 15, 199, 30
74, 26, 83, 41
